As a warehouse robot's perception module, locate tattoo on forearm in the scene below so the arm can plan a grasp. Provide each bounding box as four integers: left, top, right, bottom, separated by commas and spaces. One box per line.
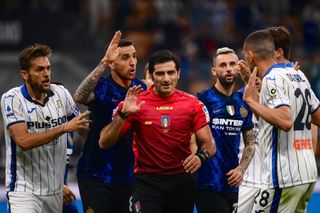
240, 130, 255, 171
74, 62, 107, 101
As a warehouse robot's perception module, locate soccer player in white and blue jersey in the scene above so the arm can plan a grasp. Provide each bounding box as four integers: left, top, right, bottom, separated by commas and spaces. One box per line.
242, 30, 320, 212
196, 47, 255, 213
237, 77, 262, 213
1, 44, 90, 213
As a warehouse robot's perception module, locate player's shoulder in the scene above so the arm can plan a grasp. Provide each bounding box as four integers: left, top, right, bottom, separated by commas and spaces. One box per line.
50, 83, 70, 94
131, 78, 147, 90
175, 89, 198, 101
1, 86, 22, 101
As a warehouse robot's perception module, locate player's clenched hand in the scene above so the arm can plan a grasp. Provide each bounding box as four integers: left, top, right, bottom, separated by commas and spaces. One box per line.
64, 111, 91, 132
102, 30, 122, 66
183, 154, 201, 173
121, 86, 145, 116
63, 185, 76, 204
226, 166, 244, 187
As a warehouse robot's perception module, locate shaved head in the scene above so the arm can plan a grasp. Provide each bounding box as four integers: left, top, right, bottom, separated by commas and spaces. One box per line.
244, 30, 275, 60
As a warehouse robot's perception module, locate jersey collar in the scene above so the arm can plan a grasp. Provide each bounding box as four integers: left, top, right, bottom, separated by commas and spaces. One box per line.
263, 63, 285, 78
21, 84, 54, 106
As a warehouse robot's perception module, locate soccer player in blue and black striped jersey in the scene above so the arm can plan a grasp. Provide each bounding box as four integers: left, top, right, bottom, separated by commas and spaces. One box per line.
195, 47, 255, 213
74, 31, 146, 213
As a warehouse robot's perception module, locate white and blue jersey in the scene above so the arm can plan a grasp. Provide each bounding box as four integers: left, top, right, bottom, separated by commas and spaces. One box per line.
1, 84, 79, 196
196, 86, 253, 192
259, 63, 320, 189
76, 76, 146, 184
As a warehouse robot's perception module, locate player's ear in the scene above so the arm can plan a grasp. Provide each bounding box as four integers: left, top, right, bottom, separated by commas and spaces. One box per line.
211, 67, 216, 77
20, 70, 28, 81
177, 69, 181, 79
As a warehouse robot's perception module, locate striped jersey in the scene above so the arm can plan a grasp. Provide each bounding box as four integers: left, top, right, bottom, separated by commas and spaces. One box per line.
259, 63, 320, 189
239, 114, 262, 188
196, 86, 253, 192
1, 84, 80, 195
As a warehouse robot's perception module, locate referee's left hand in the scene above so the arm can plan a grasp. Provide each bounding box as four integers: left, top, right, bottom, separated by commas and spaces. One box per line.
183, 154, 201, 173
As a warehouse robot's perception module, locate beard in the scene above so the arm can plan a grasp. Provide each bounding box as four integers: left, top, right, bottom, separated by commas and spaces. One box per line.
216, 73, 234, 88
113, 64, 135, 80
28, 78, 50, 93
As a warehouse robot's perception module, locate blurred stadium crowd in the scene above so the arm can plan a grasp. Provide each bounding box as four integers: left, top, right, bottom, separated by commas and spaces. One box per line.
1, 0, 320, 187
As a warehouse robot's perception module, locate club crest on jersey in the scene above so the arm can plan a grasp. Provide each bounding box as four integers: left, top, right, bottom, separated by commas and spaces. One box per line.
226, 105, 235, 116
240, 106, 248, 118
161, 116, 170, 128
56, 100, 62, 108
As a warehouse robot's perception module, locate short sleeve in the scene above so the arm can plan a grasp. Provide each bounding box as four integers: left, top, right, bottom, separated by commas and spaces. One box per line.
263, 73, 290, 109
192, 99, 210, 132
61, 86, 80, 120
1, 91, 25, 128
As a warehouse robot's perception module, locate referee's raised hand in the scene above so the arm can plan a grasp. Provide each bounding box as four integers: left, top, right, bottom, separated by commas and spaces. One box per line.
121, 85, 145, 116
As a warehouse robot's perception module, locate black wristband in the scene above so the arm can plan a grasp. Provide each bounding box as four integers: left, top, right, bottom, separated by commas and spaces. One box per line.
118, 110, 129, 120
196, 150, 210, 165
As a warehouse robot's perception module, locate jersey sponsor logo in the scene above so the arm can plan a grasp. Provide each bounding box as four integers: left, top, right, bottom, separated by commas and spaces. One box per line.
293, 138, 312, 150
211, 118, 243, 132
144, 121, 152, 125
226, 105, 235, 116
27, 115, 67, 129
240, 106, 248, 118
156, 106, 173, 110
161, 116, 170, 128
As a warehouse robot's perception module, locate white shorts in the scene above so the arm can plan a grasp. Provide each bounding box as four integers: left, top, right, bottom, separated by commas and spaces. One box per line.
8, 191, 63, 213
238, 185, 260, 213
252, 183, 315, 213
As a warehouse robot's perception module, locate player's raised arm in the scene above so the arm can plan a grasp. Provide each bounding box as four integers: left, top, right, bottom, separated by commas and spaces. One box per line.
73, 31, 122, 104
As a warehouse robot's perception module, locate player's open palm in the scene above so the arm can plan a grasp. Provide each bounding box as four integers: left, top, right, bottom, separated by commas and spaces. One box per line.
102, 30, 122, 66
122, 86, 145, 115
243, 67, 259, 104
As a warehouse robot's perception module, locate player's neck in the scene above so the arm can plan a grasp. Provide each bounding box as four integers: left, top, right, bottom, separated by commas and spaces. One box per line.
26, 83, 46, 103
256, 59, 276, 78
111, 73, 131, 88
215, 82, 234, 96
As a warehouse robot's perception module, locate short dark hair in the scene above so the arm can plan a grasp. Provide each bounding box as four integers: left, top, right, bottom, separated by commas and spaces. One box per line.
105, 39, 134, 50
244, 30, 274, 60
148, 50, 180, 74
265, 26, 291, 60
19, 43, 52, 71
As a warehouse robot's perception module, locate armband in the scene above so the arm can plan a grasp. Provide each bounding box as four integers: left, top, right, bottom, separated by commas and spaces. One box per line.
118, 110, 129, 120
196, 150, 210, 165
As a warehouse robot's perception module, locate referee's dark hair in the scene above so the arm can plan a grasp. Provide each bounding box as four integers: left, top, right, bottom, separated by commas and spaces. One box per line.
148, 50, 180, 74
